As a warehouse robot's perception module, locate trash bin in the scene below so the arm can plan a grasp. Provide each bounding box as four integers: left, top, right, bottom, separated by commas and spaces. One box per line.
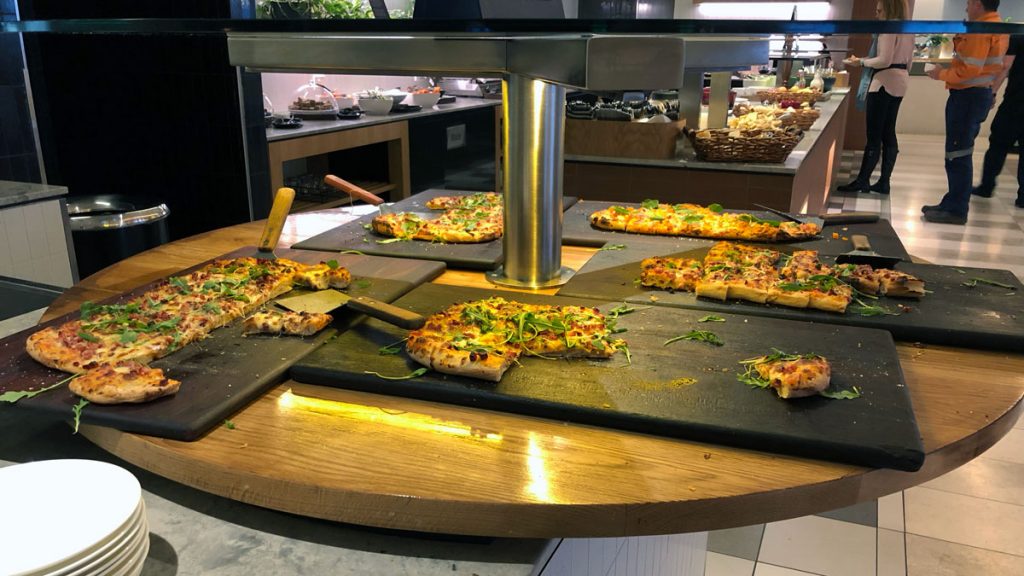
67, 195, 170, 279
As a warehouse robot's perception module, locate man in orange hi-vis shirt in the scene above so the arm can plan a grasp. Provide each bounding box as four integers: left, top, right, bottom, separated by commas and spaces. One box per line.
922, 0, 1009, 225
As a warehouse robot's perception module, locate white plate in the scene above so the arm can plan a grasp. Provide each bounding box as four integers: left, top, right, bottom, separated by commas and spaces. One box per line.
108, 529, 150, 576
48, 500, 145, 576
57, 501, 146, 576
0, 460, 142, 576
83, 518, 148, 576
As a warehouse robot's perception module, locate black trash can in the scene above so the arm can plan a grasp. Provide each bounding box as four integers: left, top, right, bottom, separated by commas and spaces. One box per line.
68, 195, 170, 279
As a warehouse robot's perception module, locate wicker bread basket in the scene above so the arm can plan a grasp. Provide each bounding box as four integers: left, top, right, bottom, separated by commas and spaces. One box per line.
778, 108, 821, 130
686, 126, 804, 164
757, 89, 821, 105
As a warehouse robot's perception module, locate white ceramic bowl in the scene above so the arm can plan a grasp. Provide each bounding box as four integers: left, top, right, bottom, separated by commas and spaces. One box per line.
409, 92, 441, 108
358, 98, 393, 115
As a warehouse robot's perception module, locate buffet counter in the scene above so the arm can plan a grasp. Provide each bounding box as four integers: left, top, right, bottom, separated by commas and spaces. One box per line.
565, 88, 851, 215
265, 98, 501, 201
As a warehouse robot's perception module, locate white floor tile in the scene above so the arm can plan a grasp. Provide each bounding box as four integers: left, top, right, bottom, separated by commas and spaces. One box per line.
904, 487, 1024, 556
0, 308, 46, 339
979, 428, 1024, 465
758, 516, 875, 576
753, 564, 822, 576
877, 492, 904, 532
905, 534, 1024, 576
705, 552, 755, 576
877, 529, 906, 576
923, 457, 1024, 506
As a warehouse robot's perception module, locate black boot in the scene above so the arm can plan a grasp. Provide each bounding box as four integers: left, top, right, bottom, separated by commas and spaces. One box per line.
837, 148, 880, 193
869, 147, 898, 195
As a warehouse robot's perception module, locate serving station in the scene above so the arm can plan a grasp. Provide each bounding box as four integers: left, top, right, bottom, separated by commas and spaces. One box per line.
3, 15, 1024, 575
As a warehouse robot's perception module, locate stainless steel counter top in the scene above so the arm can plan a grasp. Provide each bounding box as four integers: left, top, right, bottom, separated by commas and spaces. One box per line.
265, 97, 500, 143
0, 180, 68, 209
565, 88, 851, 176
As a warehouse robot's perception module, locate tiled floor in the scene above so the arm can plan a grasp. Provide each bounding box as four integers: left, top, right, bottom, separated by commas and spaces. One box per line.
706, 134, 1024, 576
2, 134, 1021, 576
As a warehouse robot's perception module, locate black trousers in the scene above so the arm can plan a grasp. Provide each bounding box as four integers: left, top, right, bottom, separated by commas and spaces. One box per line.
979, 95, 1024, 197
865, 87, 903, 153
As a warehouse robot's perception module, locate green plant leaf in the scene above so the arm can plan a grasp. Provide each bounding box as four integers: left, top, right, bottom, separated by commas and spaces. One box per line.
326, 259, 340, 269
376, 238, 406, 244
707, 203, 724, 213
962, 277, 1016, 290
223, 419, 236, 430
364, 367, 429, 380
598, 244, 627, 251
664, 330, 724, 347
819, 386, 862, 400
71, 399, 89, 434
697, 315, 726, 323
0, 374, 78, 403
378, 338, 408, 355
640, 199, 659, 209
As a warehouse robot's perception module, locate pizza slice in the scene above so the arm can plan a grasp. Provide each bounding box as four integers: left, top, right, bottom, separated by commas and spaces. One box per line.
69, 361, 181, 404
405, 298, 626, 382
292, 262, 351, 290
725, 266, 777, 304
371, 213, 429, 239
640, 257, 703, 292
242, 309, 333, 336
779, 250, 832, 281
834, 263, 881, 295
739, 351, 832, 399
874, 269, 926, 298
695, 265, 742, 301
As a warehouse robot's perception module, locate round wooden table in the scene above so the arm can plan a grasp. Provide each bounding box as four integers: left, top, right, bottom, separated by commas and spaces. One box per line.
46, 213, 1024, 539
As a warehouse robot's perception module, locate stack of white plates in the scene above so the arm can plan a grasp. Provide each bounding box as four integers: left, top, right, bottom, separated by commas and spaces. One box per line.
0, 460, 149, 576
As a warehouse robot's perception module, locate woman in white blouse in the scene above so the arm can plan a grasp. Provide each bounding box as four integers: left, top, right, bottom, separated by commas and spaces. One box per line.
838, 0, 915, 195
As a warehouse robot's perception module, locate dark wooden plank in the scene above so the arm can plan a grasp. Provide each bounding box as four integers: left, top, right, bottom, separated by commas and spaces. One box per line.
290, 283, 924, 471
0, 248, 446, 441
561, 200, 911, 260
290, 189, 578, 270
556, 238, 1024, 352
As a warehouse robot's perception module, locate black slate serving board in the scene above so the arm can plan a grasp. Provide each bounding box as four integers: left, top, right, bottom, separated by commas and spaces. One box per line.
561, 200, 911, 260
290, 283, 924, 471
557, 238, 1024, 352
0, 248, 446, 441
291, 189, 578, 270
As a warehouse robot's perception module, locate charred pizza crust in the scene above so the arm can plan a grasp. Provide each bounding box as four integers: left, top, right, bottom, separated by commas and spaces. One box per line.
69, 361, 181, 404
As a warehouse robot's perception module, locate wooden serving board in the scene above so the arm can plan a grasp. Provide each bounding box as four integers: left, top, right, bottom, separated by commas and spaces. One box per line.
291, 189, 578, 270
0, 248, 445, 441
289, 283, 924, 471
556, 238, 1024, 352
561, 200, 911, 260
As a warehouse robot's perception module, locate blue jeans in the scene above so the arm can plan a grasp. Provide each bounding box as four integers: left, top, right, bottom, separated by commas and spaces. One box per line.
937, 87, 994, 215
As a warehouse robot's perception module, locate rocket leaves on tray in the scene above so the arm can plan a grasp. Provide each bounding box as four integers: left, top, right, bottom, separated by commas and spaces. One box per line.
0, 374, 78, 404
365, 367, 429, 380
664, 330, 724, 347
71, 399, 89, 434
698, 315, 726, 323
378, 338, 408, 355
962, 277, 1017, 290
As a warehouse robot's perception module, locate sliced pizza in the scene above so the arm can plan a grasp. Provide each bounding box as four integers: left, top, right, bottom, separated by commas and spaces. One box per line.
69, 361, 181, 404
242, 309, 333, 336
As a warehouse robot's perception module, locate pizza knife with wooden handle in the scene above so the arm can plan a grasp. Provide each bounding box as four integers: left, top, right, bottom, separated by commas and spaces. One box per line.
276, 289, 426, 329
247, 187, 295, 261
323, 174, 435, 220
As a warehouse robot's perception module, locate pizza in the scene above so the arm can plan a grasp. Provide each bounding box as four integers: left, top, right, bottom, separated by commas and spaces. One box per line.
643, 241, 925, 314
640, 257, 704, 291
68, 361, 181, 404
590, 200, 820, 242
26, 257, 351, 403
740, 351, 832, 399
371, 192, 503, 243
405, 297, 627, 382
242, 310, 333, 336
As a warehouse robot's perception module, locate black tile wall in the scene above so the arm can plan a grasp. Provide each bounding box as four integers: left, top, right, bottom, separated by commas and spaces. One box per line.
18, 0, 257, 240
0, 15, 41, 184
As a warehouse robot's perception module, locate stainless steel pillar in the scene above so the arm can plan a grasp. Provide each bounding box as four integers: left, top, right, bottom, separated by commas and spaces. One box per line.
706, 72, 732, 129
486, 74, 575, 288
678, 69, 705, 131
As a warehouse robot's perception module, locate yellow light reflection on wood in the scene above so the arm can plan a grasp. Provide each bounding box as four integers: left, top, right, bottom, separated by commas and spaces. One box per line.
526, 432, 554, 503
278, 389, 503, 443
